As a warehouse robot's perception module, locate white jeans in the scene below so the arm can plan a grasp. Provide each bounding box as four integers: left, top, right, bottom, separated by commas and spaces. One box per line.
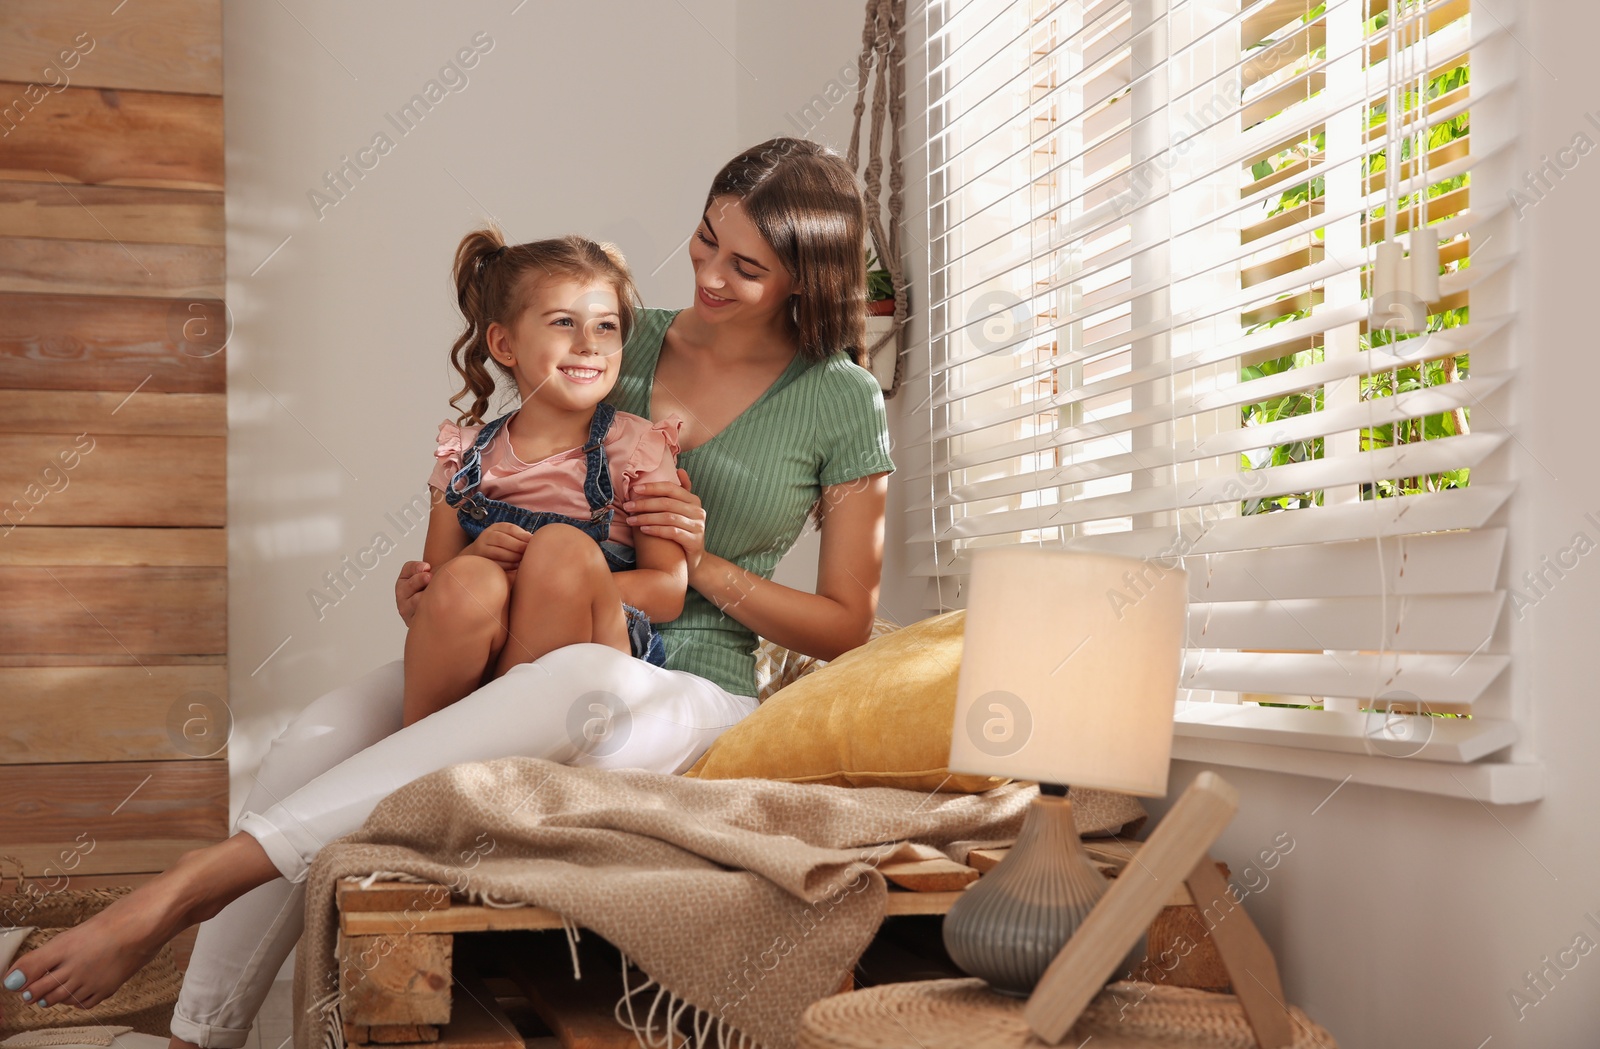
170, 644, 757, 1048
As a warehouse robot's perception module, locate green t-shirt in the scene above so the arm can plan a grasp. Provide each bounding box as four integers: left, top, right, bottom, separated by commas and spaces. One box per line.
605, 308, 896, 697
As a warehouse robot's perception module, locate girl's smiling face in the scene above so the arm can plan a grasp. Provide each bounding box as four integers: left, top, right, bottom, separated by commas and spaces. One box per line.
688, 194, 796, 326
487, 277, 623, 411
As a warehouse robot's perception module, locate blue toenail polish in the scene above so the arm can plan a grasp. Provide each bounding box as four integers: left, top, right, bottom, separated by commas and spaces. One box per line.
3, 970, 23, 990
21, 991, 31, 1001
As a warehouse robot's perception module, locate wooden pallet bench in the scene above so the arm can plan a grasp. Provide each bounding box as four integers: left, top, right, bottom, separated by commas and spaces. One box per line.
331, 839, 1230, 1049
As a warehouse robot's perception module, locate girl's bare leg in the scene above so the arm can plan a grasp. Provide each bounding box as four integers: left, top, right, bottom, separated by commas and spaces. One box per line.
402, 554, 510, 727
4, 834, 280, 1014
493, 525, 630, 677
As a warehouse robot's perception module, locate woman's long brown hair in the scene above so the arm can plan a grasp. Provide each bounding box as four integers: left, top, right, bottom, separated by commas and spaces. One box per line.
448, 228, 640, 425
706, 138, 868, 365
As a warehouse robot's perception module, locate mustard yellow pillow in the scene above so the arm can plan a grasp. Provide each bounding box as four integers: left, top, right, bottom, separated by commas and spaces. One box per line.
685, 610, 1007, 793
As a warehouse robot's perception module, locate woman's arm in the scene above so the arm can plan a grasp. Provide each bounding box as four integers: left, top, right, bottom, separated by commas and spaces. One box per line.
627, 470, 889, 661
618, 528, 688, 623
396, 561, 431, 625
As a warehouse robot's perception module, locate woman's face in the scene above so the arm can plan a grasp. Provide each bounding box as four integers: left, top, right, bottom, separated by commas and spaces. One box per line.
688, 194, 796, 328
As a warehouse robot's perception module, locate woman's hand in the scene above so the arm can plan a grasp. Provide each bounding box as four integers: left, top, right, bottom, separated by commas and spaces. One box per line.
395, 561, 431, 626
624, 469, 707, 576
465, 521, 533, 572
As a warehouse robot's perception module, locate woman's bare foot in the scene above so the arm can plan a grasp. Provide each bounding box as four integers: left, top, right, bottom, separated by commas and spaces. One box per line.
3, 833, 280, 1013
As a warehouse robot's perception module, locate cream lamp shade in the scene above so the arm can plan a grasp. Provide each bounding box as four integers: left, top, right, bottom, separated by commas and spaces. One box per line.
948, 548, 1188, 797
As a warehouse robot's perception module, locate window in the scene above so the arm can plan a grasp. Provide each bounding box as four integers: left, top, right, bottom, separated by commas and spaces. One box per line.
913, 0, 1536, 800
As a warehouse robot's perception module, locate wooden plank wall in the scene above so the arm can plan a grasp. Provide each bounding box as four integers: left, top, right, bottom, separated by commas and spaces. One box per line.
0, 0, 227, 971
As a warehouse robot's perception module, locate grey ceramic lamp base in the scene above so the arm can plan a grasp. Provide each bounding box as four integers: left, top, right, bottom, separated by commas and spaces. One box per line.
941, 794, 1109, 997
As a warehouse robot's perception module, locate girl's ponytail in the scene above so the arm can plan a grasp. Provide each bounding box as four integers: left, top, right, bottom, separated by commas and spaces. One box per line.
446, 227, 642, 426
449, 227, 512, 426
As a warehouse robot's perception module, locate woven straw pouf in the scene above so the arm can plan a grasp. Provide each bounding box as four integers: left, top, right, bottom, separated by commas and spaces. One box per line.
798, 978, 1337, 1049
0, 887, 183, 1039
0, 1027, 170, 1049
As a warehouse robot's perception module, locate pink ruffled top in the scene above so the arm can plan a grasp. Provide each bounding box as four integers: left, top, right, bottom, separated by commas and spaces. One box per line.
428, 409, 684, 548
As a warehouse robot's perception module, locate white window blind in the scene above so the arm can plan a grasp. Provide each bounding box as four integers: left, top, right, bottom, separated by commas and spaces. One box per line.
912, 0, 1537, 800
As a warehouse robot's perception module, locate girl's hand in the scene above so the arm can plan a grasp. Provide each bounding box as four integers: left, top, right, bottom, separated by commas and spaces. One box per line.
466, 521, 533, 572
395, 560, 431, 626
623, 469, 707, 575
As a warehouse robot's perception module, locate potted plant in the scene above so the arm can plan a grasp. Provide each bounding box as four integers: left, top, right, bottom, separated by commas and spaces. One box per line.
863, 250, 900, 391
866, 250, 896, 315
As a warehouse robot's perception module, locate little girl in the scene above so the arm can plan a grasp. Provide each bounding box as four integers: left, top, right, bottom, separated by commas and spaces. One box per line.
403, 229, 687, 727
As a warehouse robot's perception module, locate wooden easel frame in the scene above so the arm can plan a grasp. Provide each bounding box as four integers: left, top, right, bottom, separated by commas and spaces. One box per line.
1024, 772, 1298, 1049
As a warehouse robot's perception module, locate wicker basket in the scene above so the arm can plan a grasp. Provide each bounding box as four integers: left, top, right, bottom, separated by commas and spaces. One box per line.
798, 977, 1338, 1049
0, 861, 182, 1040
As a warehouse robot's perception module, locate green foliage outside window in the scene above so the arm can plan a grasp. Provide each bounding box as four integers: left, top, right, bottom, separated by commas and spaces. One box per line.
1239, 5, 1473, 516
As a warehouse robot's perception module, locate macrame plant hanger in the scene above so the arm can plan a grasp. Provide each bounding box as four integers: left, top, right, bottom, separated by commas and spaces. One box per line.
848, 0, 910, 397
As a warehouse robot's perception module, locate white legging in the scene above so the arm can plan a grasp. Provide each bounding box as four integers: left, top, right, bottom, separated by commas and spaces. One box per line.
169, 644, 757, 1048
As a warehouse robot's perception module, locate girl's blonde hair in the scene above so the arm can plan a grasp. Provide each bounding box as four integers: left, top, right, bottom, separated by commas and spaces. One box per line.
449, 227, 640, 425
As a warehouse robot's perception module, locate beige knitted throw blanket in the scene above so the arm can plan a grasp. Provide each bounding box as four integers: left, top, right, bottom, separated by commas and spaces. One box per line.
291, 757, 1145, 1049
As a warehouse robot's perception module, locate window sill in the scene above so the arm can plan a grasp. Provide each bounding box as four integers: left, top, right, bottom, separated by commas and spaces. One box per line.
1174, 703, 1518, 761
1171, 730, 1544, 804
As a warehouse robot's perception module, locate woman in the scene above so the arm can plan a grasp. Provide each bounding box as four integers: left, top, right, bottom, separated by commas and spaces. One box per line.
1, 137, 895, 1049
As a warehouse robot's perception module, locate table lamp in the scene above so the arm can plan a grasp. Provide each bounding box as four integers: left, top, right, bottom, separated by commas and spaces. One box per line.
942, 548, 1188, 996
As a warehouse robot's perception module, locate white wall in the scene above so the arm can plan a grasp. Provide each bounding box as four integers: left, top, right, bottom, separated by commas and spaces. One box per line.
223, 0, 742, 823
223, 0, 914, 811
223, 2, 911, 808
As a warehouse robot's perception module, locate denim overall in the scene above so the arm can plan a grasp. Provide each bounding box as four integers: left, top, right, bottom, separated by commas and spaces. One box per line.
443, 401, 667, 667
